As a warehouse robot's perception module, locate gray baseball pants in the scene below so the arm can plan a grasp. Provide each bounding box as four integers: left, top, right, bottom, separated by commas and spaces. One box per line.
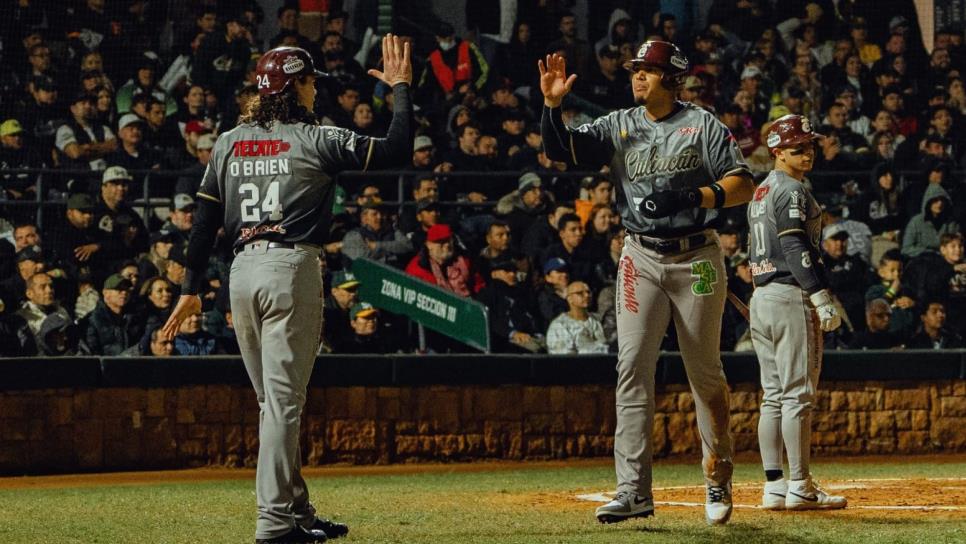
614, 233, 734, 497
750, 281, 822, 481
229, 241, 324, 540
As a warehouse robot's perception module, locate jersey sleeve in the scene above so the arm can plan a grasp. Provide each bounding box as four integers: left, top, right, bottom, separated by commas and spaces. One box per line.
541, 106, 616, 169
196, 154, 221, 203
772, 183, 808, 236
703, 114, 751, 181
54, 125, 75, 151
311, 126, 375, 172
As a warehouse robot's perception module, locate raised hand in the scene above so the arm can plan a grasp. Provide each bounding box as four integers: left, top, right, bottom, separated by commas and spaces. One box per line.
161, 294, 202, 341
538, 53, 577, 108
367, 33, 412, 86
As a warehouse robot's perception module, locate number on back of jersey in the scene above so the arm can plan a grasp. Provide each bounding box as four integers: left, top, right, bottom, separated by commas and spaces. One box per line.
239, 181, 283, 222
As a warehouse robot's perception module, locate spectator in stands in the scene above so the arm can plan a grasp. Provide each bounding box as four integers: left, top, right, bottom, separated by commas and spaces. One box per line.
56, 92, 117, 189
134, 95, 180, 156
817, 101, 869, 168
904, 233, 966, 334
405, 224, 484, 296
496, 172, 548, 253
21, 43, 55, 83
84, 273, 142, 356
339, 303, 397, 354
398, 176, 440, 234
537, 257, 570, 329
576, 44, 630, 111
269, 5, 313, 51
93, 85, 117, 128
0, 289, 36, 356
167, 120, 208, 172
174, 133, 214, 196
174, 7, 217, 56
821, 224, 869, 328
115, 54, 178, 116
901, 183, 959, 258
160, 194, 196, 246
409, 135, 436, 172
849, 299, 903, 349
173, 310, 216, 356
327, 84, 361, 129
0, 119, 45, 200
106, 114, 163, 180
851, 162, 904, 238
866, 249, 917, 337
124, 325, 177, 357
478, 220, 511, 275
341, 201, 412, 268
823, 204, 873, 264
93, 166, 149, 263
191, 13, 254, 112
3, 246, 45, 305
36, 312, 83, 356
906, 300, 963, 349
522, 201, 574, 265
539, 213, 594, 284
46, 193, 103, 277
16, 271, 69, 344
546, 281, 608, 354
138, 231, 175, 281
13, 223, 40, 253
21, 76, 66, 152
317, 31, 366, 87
552, 11, 591, 79
415, 21, 489, 116
173, 86, 217, 137
445, 123, 483, 175
321, 271, 360, 353
477, 255, 543, 353
139, 276, 173, 331
575, 177, 613, 225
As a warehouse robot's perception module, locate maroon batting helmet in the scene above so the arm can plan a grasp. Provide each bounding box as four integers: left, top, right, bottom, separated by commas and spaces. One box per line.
254, 47, 326, 96
766, 114, 823, 152
624, 41, 689, 87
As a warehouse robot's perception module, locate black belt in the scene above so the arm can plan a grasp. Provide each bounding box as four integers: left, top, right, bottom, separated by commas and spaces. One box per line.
234, 240, 296, 256
632, 232, 710, 255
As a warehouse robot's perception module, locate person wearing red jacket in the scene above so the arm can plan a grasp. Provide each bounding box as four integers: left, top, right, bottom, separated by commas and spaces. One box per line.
405, 224, 484, 296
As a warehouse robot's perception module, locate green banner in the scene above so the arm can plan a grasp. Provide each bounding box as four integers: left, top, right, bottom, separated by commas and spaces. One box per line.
353, 258, 490, 352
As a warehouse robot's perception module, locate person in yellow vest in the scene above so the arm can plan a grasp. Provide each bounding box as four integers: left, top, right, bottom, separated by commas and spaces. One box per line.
416, 21, 489, 116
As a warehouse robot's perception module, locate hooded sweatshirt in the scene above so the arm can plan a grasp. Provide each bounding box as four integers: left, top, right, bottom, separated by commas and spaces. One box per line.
901, 183, 960, 257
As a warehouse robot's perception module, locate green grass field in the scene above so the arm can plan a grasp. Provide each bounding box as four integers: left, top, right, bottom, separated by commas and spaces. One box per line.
0, 457, 963, 544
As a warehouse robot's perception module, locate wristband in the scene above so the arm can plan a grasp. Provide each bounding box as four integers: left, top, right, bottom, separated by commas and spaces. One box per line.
709, 183, 726, 208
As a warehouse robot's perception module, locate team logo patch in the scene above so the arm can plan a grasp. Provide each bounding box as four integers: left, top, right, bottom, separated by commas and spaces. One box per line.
801, 117, 812, 133
282, 55, 305, 74
670, 55, 688, 70
767, 133, 781, 147
678, 126, 700, 135
753, 185, 770, 201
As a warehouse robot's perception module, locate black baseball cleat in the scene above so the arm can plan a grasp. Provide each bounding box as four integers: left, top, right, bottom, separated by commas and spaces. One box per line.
305, 518, 349, 539
255, 525, 327, 543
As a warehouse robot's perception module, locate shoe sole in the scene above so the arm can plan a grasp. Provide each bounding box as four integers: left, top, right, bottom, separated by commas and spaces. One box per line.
762, 494, 787, 510
786, 502, 847, 511
596, 508, 655, 524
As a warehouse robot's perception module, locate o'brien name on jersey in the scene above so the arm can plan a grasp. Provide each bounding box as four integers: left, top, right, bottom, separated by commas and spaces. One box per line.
625, 146, 701, 181
230, 139, 291, 177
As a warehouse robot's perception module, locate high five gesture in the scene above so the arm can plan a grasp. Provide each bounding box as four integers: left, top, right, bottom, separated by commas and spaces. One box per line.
538, 53, 577, 108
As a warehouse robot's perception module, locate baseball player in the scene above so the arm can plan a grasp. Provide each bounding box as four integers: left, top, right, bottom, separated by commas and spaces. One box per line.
539, 42, 754, 526
747, 114, 847, 511
162, 37, 413, 543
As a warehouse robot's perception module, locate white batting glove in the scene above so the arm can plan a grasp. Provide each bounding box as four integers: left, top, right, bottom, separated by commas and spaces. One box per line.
809, 289, 842, 332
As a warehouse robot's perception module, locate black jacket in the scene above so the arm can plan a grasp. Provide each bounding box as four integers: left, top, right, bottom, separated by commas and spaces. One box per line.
476, 278, 540, 352
83, 300, 144, 356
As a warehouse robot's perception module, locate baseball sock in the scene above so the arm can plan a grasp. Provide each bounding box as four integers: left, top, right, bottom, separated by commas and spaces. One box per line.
765, 470, 784, 482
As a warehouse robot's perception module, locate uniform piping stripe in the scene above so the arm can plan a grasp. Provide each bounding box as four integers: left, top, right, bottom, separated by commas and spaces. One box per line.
196, 192, 221, 203
569, 134, 577, 165
362, 139, 375, 171
777, 228, 805, 237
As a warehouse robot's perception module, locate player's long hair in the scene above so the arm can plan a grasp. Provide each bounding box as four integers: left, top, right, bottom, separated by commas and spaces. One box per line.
240, 81, 318, 128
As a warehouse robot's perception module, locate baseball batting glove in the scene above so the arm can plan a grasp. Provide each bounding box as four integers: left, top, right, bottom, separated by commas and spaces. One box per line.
640, 189, 701, 219
809, 289, 842, 332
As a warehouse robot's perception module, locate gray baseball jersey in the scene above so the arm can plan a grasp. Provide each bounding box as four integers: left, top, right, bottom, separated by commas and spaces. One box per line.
198, 122, 378, 249
571, 102, 750, 235
746, 170, 824, 289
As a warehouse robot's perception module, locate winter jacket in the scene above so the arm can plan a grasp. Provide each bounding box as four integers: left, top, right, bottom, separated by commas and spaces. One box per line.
901, 184, 960, 257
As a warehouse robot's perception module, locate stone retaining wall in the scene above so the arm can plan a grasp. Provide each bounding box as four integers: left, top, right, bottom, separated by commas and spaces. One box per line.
1, 381, 964, 473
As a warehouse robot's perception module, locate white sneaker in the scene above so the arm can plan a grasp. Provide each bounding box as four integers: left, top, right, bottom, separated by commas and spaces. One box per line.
786, 477, 847, 510
705, 481, 733, 525
761, 479, 787, 510
595, 491, 655, 524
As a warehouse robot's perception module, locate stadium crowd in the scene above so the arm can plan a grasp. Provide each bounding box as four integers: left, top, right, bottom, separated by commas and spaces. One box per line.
0, 0, 965, 356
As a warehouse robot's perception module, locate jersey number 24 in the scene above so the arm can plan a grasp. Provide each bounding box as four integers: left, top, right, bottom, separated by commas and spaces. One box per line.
240, 181, 284, 222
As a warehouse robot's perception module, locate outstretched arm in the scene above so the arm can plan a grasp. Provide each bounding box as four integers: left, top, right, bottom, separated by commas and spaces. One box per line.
538, 54, 614, 168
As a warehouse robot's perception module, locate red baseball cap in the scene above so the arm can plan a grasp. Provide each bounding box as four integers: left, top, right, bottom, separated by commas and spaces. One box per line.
185, 120, 209, 135
426, 224, 452, 243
